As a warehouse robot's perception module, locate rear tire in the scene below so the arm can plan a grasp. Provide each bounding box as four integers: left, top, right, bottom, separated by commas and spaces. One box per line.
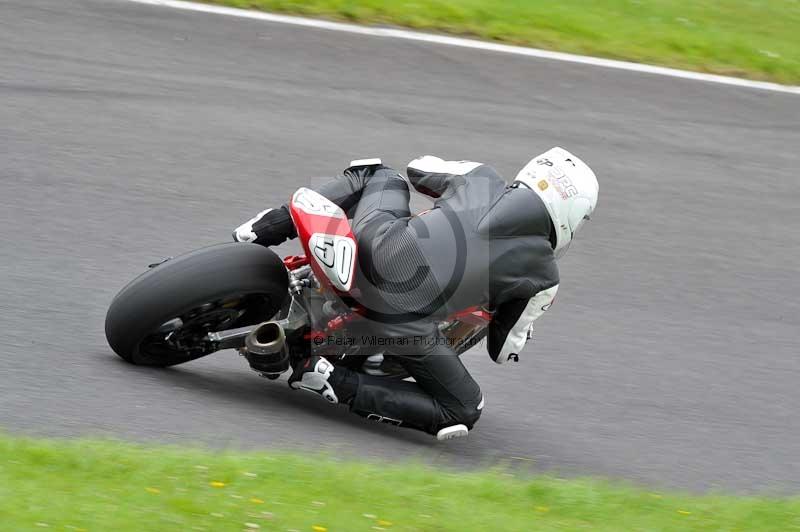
105, 243, 289, 367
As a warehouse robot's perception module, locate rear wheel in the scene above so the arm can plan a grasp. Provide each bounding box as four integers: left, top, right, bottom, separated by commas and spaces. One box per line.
105, 243, 289, 367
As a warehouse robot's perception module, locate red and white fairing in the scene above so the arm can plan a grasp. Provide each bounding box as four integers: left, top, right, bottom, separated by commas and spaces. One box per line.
289, 188, 358, 292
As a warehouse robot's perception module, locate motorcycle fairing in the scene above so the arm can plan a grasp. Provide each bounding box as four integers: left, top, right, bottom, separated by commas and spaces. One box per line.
289, 188, 358, 292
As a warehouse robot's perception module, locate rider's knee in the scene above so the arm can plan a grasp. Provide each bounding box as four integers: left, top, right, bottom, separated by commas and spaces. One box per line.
463, 405, 482, 429
449, 395, 484, 429
345, 159, 393, 181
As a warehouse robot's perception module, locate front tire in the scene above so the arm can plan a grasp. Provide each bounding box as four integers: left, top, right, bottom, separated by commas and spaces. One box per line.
105, 243, 289, 367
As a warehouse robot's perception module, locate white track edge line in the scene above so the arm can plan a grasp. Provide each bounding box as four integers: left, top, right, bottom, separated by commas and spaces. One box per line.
126, 0, 800, 95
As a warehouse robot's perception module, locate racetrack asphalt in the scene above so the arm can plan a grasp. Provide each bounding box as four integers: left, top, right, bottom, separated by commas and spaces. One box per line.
1, 0, 799, 493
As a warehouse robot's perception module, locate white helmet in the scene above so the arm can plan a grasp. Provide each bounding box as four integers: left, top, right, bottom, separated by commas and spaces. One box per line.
514, 147, 599, 258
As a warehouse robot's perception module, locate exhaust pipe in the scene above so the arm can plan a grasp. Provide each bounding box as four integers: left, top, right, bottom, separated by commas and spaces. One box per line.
244, 321, 290, 378
245, 321, 286, 355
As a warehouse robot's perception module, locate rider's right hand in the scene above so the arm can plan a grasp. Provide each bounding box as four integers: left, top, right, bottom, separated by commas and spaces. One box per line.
232, 205, 297, 246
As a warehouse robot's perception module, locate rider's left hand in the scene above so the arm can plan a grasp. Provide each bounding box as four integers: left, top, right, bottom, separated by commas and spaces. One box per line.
232, 205, 296, 246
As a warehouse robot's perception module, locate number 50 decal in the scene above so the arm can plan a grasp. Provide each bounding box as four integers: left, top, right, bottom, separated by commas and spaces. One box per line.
309, 233, 357, 291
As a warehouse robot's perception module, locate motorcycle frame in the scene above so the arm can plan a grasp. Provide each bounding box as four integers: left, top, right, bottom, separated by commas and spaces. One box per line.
207, 188, 492, 359
205, 254, 492, 359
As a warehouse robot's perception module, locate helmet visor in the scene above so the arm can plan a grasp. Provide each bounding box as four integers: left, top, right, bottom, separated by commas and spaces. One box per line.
555, 215, 590, 260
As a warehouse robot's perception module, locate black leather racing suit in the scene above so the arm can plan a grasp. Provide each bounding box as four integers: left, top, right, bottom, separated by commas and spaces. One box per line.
254, 158, 560, 434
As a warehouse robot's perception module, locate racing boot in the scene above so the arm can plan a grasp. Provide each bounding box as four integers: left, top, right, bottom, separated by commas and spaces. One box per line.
288, 356, 344, 404
436, 424, 469, 441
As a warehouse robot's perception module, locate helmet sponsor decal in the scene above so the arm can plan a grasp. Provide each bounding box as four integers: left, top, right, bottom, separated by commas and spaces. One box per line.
535, 157, 579, 200
549, 170, 578, 200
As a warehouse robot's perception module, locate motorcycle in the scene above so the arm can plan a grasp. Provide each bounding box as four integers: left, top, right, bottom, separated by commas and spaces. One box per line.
105, 188, 491, 379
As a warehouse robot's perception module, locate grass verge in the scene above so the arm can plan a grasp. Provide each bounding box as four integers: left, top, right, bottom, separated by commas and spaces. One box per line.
205, 0, 800, 85
1, 434, 799, 531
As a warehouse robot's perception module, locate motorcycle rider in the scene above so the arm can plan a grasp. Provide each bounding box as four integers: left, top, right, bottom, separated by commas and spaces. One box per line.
233, 148, 598, 440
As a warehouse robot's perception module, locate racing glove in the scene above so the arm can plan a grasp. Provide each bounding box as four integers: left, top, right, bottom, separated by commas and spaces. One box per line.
232, 205, 297, 247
